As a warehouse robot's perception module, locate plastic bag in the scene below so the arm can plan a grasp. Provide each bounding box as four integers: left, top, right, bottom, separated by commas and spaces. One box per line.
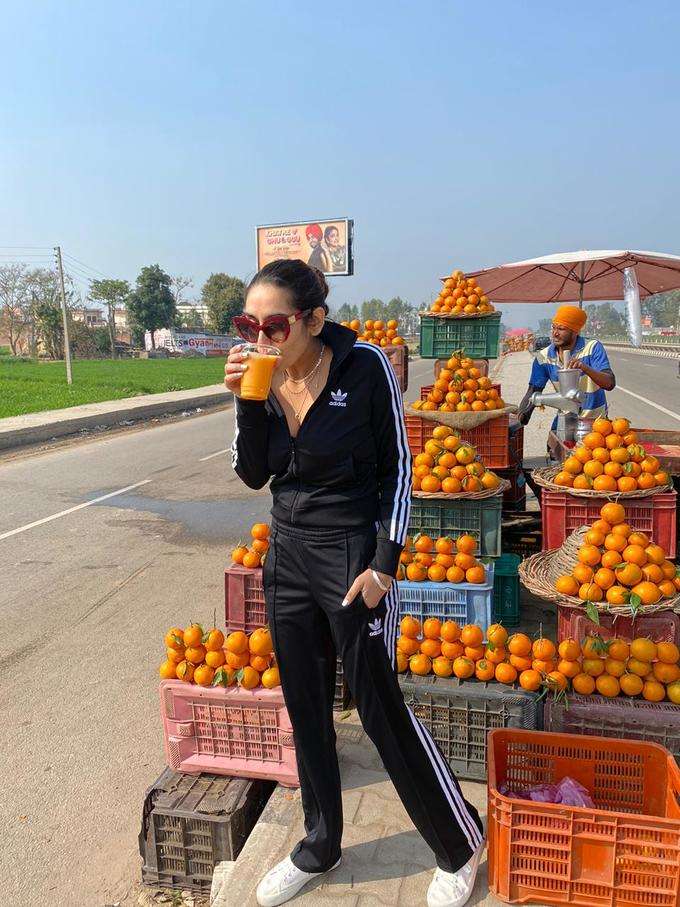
555, 776, 594, 808
500, 776, 594, 808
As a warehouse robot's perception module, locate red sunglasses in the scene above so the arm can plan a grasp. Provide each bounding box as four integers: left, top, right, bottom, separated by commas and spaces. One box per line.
232, 309, 310, 344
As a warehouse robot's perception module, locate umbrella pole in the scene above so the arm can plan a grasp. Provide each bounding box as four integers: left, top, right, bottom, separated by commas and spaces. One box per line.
578, 260, 585, 308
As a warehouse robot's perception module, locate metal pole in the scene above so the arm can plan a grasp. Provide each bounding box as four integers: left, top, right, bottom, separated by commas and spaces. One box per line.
578, 260, 585, 308
54, 246, 73, 384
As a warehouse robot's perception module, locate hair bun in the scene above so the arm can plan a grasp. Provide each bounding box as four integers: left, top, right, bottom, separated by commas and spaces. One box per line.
312, 267, 330, 301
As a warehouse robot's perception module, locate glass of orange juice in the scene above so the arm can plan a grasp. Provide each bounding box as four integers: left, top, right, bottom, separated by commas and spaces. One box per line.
238, 343, 280, 401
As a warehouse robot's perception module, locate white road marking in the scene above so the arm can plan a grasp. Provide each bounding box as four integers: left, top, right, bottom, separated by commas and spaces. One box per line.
0, 479, 152, 542
199, 448, 229, 461
614, 386, 680, 424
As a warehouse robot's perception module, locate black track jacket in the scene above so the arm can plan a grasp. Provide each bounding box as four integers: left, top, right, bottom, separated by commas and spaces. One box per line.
230, 321, 411, 577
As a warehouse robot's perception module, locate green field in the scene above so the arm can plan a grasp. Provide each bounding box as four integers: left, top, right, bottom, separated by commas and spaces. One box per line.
0, 357, 226, 419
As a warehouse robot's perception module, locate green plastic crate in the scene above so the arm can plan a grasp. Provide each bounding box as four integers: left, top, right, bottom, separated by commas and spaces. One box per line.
489, 553, 520, 627
419, 313, 501, 359
409, 494, 502, 556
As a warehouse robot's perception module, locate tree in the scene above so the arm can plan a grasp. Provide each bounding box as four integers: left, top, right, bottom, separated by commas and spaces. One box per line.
25, 268, 80, 358
537, 318, 553, 336
642, 290, 680, 330
334, 303, 359, 322
127, 264, 176, 348
360, 298, 386, 322
177, 307, 206, 330
584, 302, 625, 337
202, 273, 245, 333
0, 264, 30, 355
171, 274, 194, 307
89, 278, 130, 358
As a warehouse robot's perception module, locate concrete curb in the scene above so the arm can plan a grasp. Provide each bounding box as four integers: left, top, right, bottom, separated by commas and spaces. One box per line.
603, 344, 680, 360
0, 384, 232, 451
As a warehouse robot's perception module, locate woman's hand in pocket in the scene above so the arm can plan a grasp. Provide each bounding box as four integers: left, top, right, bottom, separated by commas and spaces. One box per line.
342, 568, 393, 610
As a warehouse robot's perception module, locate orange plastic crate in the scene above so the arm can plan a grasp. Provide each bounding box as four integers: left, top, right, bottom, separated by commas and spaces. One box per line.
487, 728, 680, 907
405, 413, 516, 468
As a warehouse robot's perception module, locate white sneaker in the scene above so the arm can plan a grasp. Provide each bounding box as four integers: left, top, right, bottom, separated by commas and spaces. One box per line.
427, 843, 484, 907
256, 854, 341, 906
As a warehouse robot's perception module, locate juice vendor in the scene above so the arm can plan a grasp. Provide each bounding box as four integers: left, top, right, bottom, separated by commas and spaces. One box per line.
517, 305, 616, 428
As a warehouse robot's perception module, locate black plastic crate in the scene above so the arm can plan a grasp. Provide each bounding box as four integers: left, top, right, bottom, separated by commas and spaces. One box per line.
140, 768, 274, 893
399, 673, 543, 781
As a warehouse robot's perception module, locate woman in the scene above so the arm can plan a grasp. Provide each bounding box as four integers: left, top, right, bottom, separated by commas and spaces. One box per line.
225, 259, 484, 907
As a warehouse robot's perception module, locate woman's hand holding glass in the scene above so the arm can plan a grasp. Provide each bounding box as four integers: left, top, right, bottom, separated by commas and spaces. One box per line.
224, 344, 248, 392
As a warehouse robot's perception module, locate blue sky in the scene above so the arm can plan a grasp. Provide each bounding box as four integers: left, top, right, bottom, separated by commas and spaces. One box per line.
2, 1, 679, 328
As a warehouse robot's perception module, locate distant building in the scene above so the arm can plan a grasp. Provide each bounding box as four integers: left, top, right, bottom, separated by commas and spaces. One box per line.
72, 306, 107, 328
176, 303, 209, 326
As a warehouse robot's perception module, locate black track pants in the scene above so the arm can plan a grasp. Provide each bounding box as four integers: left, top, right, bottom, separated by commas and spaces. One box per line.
263, 520, 484, 875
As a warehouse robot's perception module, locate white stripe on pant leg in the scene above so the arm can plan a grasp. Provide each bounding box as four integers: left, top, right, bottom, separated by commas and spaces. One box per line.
406, 707, 482, 849
388, 584, 399, 669
382, 584, 397, 669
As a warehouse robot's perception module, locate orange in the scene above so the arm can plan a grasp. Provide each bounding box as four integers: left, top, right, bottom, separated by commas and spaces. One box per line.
645, 544, 666, 566
225, 630, 249, 654
611, 522, 632, 538
582, 636, 605, 658
628, 531, 650, 548
519, 669, 542, 692
159, 659, 178, 680
396, 650, 409, 673
249, 627, 274, 657
456, 534, 478, 554
579, 582, 603, 602
620, 673, 644, 696
165, 627, 185, 650
592, 519, 612, 534
434, 536, 455, 554
460, 624, 483, 647
422, 618, 442, 639
557, 659, 582, 679
441, 477, 463, 494
453, 656, 475, 679
400, 616, 422, 639
252, 538, 269, 555
558, 638, 581, 661
604, 657, 626, 678
485, 646, 507, 665
592, 447, 611, 464
575, 447, 594, 464
578, 545, 602, 567
594, 567, 616, 590
167, 647, 186, 664
251, 522, 269, 540
666, 681, 680, 705
204, 628, 225, 652
623, 545, 648, 567
441, 641, 464, 660
573, 475, 593, 490
637, 473, 656, 490
250, 654, 271, 673
420, 475, 441, 493
593, 475, 618, 492
641, 455, 661, 474
627, 657, 652, 678
508, 633, 532, 657
630, 581, 662, 605
545, 671, 568, 692
655, 471, 672, 486
642, 564, 664, 584
605, 433, 624, 450
420, 638, 442, 659
601, 502, 626, 525
555, 575, 579, 596
582, 657, 605, 677
532, 658, 556, 675
584, 529, 606, 547
653, 662, 680, 684
183, 624, 204, 647
185, 644, 207, 665
446, 565, 466, 583
554, 471, 575, 487
532, 638, 556, 661
432, 656, 453, 678
475, 659, 495, 681
175, 660, 195, 682
242, 551, 261, 569
406, 563, 427, 581
564, 456, 583, 475
232, 545, 249, 564
205, 649, 226, 669
397, 635, 421, 657
583, 431, 605, 450
612, 418, 630, 436
239, 666, 260, 689
627, 444, 646, 463
509, 654, 533, 672
572, 673, 596, 695
495, 662, 518, 685
661, 561, 677, 580
659, 580, 677, 598
596, 674, 620, 697
466, 565, 486, 584
630, 638, 657, 662
607, 638, 630, 661
610, 447, 630, 464
428, 564, 447, 582
464, 645, 485, 662
414, 534, 434, 553
601, 550, 623, 569
409, 653, 432, 676
642, 680, 666, 702
194, 664, 216, 687
226, 650, 250, 669
617, 477, 638, 492
614, 562, 642, 587
592, 417, 613, 436
604, 533, 627, 553
583, 460, 604, 479
455, 552, 476, 571
486, 624, 509, 647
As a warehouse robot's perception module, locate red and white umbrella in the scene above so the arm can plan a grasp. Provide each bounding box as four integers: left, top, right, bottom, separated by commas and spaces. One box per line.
463, 249, 680, 304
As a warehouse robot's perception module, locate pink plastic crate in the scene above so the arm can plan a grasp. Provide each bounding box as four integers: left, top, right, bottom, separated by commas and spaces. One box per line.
224, 565, 266, 634
558, 606, 680, 646
541, 489, 677, 553
159, 681, 299, 788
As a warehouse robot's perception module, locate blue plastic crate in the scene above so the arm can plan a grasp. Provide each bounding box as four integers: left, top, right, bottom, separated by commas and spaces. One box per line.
397, 563, 494, 633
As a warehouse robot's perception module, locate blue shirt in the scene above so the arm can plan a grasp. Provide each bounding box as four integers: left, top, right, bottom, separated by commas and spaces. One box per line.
530, 336, 612, 427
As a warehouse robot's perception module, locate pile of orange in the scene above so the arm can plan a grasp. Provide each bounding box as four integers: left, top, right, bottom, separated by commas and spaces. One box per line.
411, 425, 501, 494
548, 633, 680, 703
428, 269, 495, 317
397, 533, 487, 584
397, 621, 565, 692
411, 351, 506, 413
339, 318, 406, 347
554, 502, 679, 607
553, 416, 670, 491
160, 623, 281, 690
231, 522, 270, 569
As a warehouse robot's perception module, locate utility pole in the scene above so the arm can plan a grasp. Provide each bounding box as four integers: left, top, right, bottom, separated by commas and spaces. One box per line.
54, 245, 73, 384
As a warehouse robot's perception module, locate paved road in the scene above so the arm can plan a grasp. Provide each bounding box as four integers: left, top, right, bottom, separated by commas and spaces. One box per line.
2, 350, 677, 906
604, 348, 680, 430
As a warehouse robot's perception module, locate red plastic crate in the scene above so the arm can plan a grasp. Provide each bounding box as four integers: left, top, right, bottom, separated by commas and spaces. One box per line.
488, 728, 680, 907
405, 413, 514, 468
557, 606, 680, 645
159, 680, 299, 787
224, 564, 350, 711
495, 463, 526, 510
541, 488, 677, 552
384, 344, 408, 393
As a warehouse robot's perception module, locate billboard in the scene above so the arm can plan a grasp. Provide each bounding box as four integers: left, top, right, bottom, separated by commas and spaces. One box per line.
256, 218, 353, 276
145, 329, 235, 356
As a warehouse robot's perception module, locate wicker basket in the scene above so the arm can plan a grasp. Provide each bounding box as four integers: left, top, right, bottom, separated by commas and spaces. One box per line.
412, 479, 510, 502
518, 526, 680, 617
533, 464, 673, 499
405, 404, 517, 431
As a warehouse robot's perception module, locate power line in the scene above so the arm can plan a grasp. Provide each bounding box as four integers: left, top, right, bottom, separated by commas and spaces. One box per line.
61, 252, 111, 279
